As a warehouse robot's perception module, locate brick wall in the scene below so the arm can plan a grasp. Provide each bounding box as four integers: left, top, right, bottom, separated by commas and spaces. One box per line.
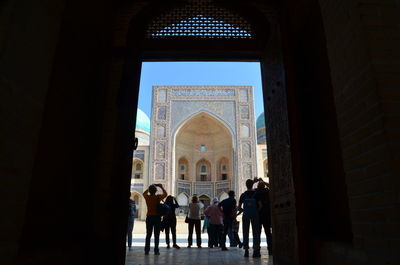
318, 0, 400, 264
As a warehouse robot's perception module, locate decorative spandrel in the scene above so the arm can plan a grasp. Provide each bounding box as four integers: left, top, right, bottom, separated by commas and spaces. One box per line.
146, 1, 253, 39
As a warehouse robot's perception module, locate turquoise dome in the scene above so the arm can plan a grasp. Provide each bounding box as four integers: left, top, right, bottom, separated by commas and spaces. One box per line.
256, 112, 266, 144
256, 112, 266, 129
136, 109, 150, 132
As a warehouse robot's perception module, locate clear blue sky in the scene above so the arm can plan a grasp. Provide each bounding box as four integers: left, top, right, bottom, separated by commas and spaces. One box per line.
138, 62, 264, 119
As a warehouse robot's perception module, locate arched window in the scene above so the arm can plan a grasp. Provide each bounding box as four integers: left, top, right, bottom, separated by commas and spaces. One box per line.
201, 165, 207, 173
136, 163, 142, 171
132, 160, 143, 179
178, 157, 189, 180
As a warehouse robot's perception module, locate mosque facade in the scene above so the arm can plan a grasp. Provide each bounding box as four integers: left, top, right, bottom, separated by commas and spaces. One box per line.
131, 86, 268, 219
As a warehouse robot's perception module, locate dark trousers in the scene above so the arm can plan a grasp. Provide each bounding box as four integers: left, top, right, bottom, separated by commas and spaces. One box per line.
260, 219, 272, 252
188, 219, 201, 246
145, 215, 161, 252
165, 218, 177, 245
222, 218, 233, 247
127, 218, 134, 247
209, 224, 223, 247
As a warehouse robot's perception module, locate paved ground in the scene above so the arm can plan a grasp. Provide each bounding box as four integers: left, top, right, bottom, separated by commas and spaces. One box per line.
126, 217, 273, 265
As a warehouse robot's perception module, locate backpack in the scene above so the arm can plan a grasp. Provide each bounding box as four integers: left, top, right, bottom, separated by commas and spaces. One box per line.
243, 192, 258, 218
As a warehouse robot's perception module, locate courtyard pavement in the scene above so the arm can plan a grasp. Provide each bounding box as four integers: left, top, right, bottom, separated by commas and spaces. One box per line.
126, 217, 273, 265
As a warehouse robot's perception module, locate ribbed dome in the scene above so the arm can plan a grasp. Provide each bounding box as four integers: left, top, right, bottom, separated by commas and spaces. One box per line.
136, 109, 151, 132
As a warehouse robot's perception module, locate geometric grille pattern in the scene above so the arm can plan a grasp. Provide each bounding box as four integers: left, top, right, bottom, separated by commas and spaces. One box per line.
146, 0, 253, 39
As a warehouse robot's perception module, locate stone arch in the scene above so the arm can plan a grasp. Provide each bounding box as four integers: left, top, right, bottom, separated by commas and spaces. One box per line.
177, 192, 189, 206
177, 156, 189, 180
196, 158, 211, 181
132, 158, 144, 179
217, 156, 230, 181
198, 194, 211, 208
130, 191, 145, 219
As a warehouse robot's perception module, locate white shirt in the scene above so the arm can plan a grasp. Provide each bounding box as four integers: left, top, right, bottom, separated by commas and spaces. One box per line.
188, 202, 204, 220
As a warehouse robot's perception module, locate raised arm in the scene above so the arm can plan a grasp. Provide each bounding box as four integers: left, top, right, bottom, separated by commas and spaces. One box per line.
159, 184, 167, 200
174, 197, 180, 208
143, 188, 149, 199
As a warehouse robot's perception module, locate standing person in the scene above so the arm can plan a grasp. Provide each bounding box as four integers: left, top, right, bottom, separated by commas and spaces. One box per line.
232, 206, 243, 248
239, 179, 261, 258
143, 184, 167, 255
163, 195, 181, 249
204, 198, 224, 248
187, 195, 203, 248
127, 198, 136, 250
219, 190, 237, 250
256, 181, 272, 255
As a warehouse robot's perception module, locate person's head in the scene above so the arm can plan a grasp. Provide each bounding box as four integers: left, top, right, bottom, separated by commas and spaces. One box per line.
257, 181, 266, 189
149, 184, 157, 195
165, 195, 174, 204
212, 197, 219, 204
228, 190, 235, 198
246, 179, 254, 190
192, 195, 198, 203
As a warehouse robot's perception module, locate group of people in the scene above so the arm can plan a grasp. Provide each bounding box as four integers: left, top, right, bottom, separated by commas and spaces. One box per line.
127, 178, 272, 258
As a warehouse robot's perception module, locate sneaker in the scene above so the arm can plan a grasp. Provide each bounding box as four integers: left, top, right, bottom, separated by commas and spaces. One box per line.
187, 245, 191, 248
221, 247, 228, 251
253, 250, 261, 258
238, 243, 243, 248
154, 251, 160, 255
173, 244, 180, 249
244, 250, 249, 257
197, 245, 202, 248
166, 244, 170, 249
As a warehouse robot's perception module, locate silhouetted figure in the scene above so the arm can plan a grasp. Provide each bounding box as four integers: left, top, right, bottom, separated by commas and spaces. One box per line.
204, 198, 224, 248
163, 195, 181, 249
143, 184, 167, 255
232, 206, 243, 248
219, 190, 237, 250
187, 195, 203, 248
256, 181, 272, 255
127, 198, 136, 250
239, 179, 261, 258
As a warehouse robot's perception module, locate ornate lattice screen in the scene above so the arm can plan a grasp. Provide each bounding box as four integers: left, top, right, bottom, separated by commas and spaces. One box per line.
146, 0, 254, 39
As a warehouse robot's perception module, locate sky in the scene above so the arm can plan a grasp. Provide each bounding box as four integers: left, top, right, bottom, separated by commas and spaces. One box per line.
137, 62, 264, 121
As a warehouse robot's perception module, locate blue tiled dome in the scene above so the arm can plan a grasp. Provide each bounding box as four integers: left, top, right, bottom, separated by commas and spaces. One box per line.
256, 112, 266, 144
256, 112, 265, 130
136, 109, 150, 132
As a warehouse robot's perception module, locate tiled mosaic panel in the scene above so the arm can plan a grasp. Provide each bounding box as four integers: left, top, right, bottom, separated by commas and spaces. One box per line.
243, 162, 252, 178
158, 89, 167, 102
157, 124, 166, 137
172, 89, 235, 97
156, 141, 166, 159
242, 142, 251, 158
155, 163, 165, 180
239, 88, 248, 102
240, 105, 249, 119
158, 107, 167, 120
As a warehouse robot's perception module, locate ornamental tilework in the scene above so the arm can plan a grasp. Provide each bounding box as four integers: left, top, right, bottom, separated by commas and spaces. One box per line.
158, 90, 167, 102
156, 141, 166, 159
155, 163, 165, 180
157, 124, 166, 137
158, 107, 166, 120
239, 88, 248, 102
240, 105, 249, 119
243, 163, 252, 178
172, 89, 235, 97
242, 142, 251, 159
171, 101, 236, 134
